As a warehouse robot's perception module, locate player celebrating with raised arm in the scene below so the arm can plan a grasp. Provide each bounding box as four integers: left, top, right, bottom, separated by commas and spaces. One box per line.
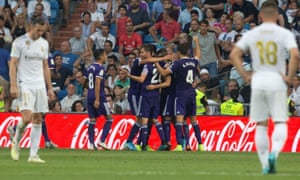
10, 17, 55, 163
230, 0, 299, 174
153, 36, 205, 151
85, 49, 113, 150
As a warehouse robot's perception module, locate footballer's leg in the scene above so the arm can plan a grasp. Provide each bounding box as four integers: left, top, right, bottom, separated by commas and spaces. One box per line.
190, 116, 205, 151
140, 117, 149, 151
124, 116, 141, 151
98, 114, 113, 150
88, 118, 97, 150
255, 121, 269, 174
42, 114, 58, 149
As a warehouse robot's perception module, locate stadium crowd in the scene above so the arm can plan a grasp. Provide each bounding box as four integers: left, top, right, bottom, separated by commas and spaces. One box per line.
0, 0, 300, 116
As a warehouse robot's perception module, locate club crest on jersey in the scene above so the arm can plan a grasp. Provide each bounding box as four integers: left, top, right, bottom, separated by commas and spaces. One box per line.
25, 40, 30, 48
41, 47, 45, 52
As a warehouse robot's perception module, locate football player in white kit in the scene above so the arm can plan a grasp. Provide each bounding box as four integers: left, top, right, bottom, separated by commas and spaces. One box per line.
9, 17, 55, 163
230, 0, 299, 174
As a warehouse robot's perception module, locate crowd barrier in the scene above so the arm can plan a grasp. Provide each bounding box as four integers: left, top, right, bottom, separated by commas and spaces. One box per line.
0, 113, 299, 152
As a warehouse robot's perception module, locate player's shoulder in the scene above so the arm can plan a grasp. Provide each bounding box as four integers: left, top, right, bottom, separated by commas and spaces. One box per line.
13, 34, 28, 44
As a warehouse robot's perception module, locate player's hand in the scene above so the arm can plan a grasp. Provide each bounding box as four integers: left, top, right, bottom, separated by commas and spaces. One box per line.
281, 73, 293, 86
146, 85, 155, 90
119, 68, 129, 77
10, 86, 19, 98
192, 35, 199, 42
93, 100, 100, 109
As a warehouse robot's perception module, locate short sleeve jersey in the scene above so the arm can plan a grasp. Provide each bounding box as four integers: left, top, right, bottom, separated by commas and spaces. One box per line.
86, 63, 106, 102
10, 34, 49, 87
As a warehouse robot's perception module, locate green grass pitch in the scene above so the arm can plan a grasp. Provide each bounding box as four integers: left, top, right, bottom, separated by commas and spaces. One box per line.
0, 148, 299, 180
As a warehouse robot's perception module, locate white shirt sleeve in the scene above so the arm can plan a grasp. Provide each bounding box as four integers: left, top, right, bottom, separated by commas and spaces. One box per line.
10, 40, 21, 59
284, 30, 298, 50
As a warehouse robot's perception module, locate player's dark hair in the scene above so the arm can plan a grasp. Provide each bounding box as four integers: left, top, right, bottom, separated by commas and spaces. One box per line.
141, 44, 155, 54
94, 48, 105, 61
261, 0, 278, 10
30, 16, 46, 26
177, 43, 190, 56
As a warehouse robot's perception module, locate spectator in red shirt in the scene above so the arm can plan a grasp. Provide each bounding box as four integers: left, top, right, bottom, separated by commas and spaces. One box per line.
149, 9, 180, 46
118, 20, 143, 56
116, 5, 131, 41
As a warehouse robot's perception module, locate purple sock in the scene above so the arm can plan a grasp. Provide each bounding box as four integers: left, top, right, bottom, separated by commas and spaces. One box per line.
100, 120, 113, 142
88, 121, 96, 144
183, 122, 190, 146
175, 122, 183, 145
155, 122, 166, 144
163, 121, 171, 143
192, 122, 202, 144
42, 120, 50, 142
127, 123, 141, 143
140, 125, 148, 146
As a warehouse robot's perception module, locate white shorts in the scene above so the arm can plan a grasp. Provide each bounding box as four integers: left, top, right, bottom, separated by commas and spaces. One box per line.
250, 89, 288, 123
18, 85, 49, 113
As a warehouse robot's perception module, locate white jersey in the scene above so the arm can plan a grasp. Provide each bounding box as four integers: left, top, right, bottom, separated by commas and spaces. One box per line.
10, 34, 49, 88
236, 23, 298, 90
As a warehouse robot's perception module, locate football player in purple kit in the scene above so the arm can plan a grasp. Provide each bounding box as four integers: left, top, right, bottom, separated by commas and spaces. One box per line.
85, 49, 113, 150
122, 51, 144, 151
121, 44, 168, 151
151, 36, 205, 151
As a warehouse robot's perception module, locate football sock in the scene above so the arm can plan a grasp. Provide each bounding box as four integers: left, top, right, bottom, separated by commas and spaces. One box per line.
140, 125, 148, 147
88, 121, 96, 144
163, 120, 171, 143
175, 122, 183, 146
255, 125, 269, 169
146, 122, 153, 144
183, 122, 189, 146
192, 122, 203, 144
271, 123, 287, 158
14, 120, 26, 144
100, 120, 113, 142
42, 120, 50, 142
30, 124, 42, 157
155, 122, 166, 144
127, 122, 141, 143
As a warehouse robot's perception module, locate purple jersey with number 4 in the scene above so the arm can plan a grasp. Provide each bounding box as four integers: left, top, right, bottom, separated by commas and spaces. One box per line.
169, 58, 198, 116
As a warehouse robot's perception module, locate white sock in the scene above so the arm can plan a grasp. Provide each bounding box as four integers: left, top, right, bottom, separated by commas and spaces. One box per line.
14, 120, 27, 144
255, 125, 269, 169
30, 124, 42, 157
271, 123, 287, 159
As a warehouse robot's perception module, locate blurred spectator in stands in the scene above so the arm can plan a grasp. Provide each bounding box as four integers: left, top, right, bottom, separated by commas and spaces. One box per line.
127, 52, 136, 69
152, 0, 164, 22
271, 0, 289, 28
205, 8, 217, 27
287, 85, 297, 116
107, 54, 119, 67
211, 12, 228, 35
119, 20, 142, 56
233, 11, 248, 34
87, 22, 116, 53
220, 89, 244, 116
111, 0, 128, 23
115, 66, 130, 92
0, 15, 12, 41
194, 19, 221, 78
249, 20, 257, 29
49, 100, 62, 112
132, 47, 140, 57
59, 0, 70, 26
188, 19, 200, 35
3, 5, 16, 30
149, 9, 180, 47
27, 0, 50, 18
156, 0, 180, 23
183, 9, 200, 34
74, 70, 86, 98
230, 60, 252, 87
11, 14, 27, 39
289, 75, 300, 115
104, 85, 112, 95
80, 11, 94, 39
285, 0, 298, 25
0, 38, 11, 111
95, 0, 112, 22
51, 54, 73, 96
8, 0, 27, 16
85, 0, 104, 32
103, 40, 118, 57
199, 68, 220, 99
127, 0, 151, 38
106, 94, 115, 113
105, 64, 119, 91
69, 26, 86, 55
71, 100, 86, 112
202, 0, 226, 19
73, 51, 94, 73
116, 5, 131, 41
232, 0, 258, 23
60, 83, 81, 112
222, 79, 244, 102
119, 55, 129, 68
53, 41, 79, 71
113, 85, 131, 114
178, 0, 203, 30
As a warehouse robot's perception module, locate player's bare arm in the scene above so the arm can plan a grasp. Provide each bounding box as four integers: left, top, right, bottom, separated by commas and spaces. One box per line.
9, 57, 18, 98
286, 48, 299, 85
43, 59, 55, 99
229, 46, 251, 84
121, 68, 147, 83
94, 77, 101, 109
141, 54, 173, 64
155, 62, 171, 76
193, 35, 201, 60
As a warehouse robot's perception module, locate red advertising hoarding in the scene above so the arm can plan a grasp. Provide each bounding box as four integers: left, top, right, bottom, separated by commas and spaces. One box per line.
0, 113, 299, 152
